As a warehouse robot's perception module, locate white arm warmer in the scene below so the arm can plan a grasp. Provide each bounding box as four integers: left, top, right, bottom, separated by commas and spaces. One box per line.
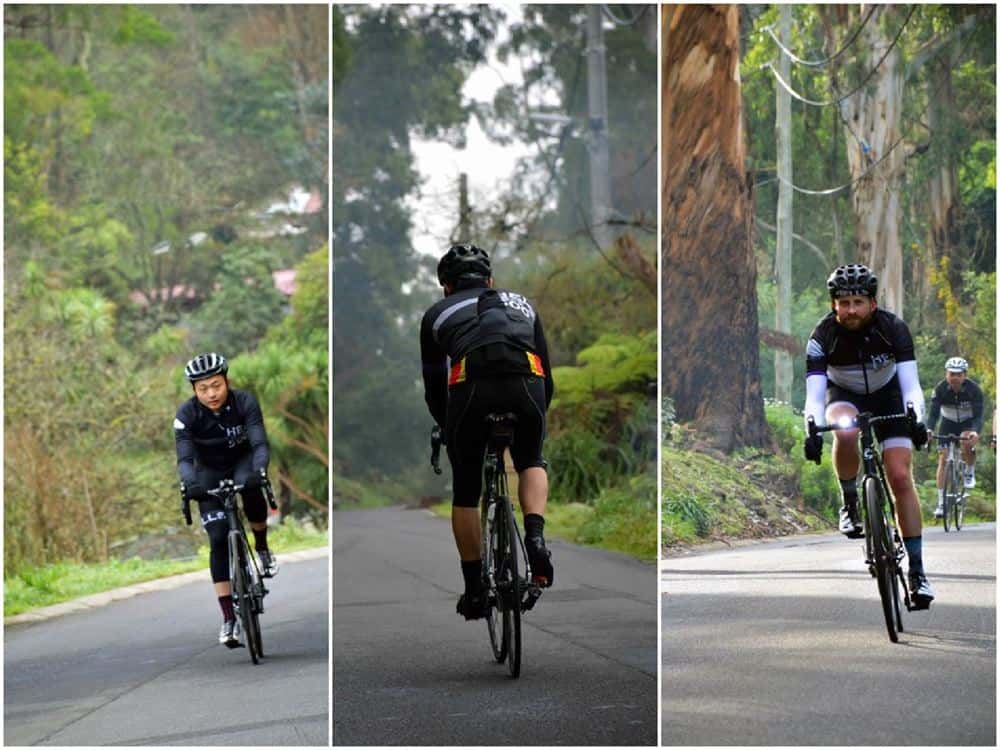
804, 373, 828, 429
896, 360, 925, 422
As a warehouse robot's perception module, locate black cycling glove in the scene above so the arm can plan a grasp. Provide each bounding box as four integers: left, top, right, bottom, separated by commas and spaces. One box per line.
910, 422, 928, 450
804, 434, 823, 464
243, 469, 266, 489
183, 480, 207, 500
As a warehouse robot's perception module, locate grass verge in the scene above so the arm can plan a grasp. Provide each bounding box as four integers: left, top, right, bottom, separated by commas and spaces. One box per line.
428, 472, 657, 562
5, 518, 328, 617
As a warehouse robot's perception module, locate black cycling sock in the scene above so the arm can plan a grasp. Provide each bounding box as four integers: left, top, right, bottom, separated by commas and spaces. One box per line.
903, 536, 923, 574
252, 527, 269, 553
524, 513, 545, 541
460, 559, 483, 595
839, 477, 858, 502
219, 594, 235, 621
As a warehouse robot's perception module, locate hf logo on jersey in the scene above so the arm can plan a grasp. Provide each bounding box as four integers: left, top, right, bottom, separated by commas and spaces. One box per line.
869, 352, 892, 372
224, 424, 247, 448
499, 291, 536, 322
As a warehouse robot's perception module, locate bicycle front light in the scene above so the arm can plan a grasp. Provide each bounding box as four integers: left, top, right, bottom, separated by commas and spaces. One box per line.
837, 416, 854, 429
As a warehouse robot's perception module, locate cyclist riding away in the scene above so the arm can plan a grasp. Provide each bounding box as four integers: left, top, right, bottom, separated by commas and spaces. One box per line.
174, 352, 278, 647
802, 264, 934, 608
927, 356, 985, 517
420, 243, 555, 621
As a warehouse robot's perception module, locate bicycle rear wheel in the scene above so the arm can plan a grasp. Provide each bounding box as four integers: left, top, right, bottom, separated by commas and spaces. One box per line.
864, 476, 901, 643
484, 499, 508, 663
497, 496, 522, 678
230, 536, 260, 664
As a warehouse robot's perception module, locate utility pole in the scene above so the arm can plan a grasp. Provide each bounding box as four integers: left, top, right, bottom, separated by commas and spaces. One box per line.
774, 5, 794, 403
586, 5, 612, 248
458, 172, 471, 240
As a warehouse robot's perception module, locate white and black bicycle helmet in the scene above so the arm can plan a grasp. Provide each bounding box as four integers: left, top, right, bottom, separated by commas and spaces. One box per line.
185, 352, 229, 382
437, 243, 491, 286
827, 263, 878, 299
945, 356, 968, 373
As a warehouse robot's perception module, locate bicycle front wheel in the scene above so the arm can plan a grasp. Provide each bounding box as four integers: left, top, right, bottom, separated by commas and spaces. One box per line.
864, 476, 901, 643
942, 465, 954, 533
230, 535, 260, 664
498, 496, 522, 678
954, 463, 966, 531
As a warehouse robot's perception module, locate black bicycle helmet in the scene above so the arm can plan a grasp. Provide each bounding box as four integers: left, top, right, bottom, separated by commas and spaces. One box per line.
185, 352, 228, 382
827, 263, 878, 299
437, 243, 491, 286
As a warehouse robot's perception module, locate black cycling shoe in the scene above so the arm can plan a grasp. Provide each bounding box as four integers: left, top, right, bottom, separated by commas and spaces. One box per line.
456, 590, 489, 620
525, 536, 554, 587
838, 500, 864, 539
908, 570, 935, 610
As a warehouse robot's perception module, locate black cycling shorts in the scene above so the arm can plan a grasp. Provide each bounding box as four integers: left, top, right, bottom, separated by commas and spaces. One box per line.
194, 452, 269, 525
445, 375, 547, 507
826, 376, 910, 444
935, 418, 975, 452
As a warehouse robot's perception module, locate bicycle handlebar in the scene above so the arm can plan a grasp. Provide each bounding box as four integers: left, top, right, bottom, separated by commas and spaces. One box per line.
928, 433, 975, 443
179, 473, 276, 525
807, 404, 917, 438
430, 425, 443, 475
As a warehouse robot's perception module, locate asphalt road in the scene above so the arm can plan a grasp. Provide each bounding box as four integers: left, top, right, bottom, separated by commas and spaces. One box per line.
4, 556, 329, 746
662, 523, 996, 746
332, 507, 657, 746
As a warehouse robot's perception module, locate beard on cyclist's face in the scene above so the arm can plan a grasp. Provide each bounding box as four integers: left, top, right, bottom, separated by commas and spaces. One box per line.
193, 374, 229, 412
946, 370, 966, 390
832, 294, 876, 330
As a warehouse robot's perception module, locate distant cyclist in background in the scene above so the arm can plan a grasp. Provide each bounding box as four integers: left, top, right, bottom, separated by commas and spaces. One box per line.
174, 353, 278, 647
420, 244, 555, 621
802, 264, 934, 608
926, 357, 985, 517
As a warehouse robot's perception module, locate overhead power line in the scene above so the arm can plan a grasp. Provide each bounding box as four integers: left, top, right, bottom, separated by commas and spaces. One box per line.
763, 4, 917, 108
600, 4, 650, 28
761, 5, 877, 68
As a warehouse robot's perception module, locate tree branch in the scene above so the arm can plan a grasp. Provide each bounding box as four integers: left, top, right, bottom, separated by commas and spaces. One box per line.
755, 216, 828, 266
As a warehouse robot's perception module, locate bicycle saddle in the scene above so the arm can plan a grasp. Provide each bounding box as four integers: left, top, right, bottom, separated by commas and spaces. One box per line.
486, 412, 517, 449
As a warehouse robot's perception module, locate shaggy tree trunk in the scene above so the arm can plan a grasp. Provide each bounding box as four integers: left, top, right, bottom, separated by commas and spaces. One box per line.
829, 5, 906, 316
662, 4, 769, 451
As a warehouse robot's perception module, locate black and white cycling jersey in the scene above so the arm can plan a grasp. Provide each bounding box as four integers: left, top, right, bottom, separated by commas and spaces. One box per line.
803, 309, 925, 428
927, 378, 985, 433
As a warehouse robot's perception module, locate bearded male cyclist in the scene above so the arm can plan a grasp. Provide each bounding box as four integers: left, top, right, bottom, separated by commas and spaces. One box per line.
802, 264, 934, 608
174, 353, 278, 647
927, 357, 986, 517
420, 244, 555, 620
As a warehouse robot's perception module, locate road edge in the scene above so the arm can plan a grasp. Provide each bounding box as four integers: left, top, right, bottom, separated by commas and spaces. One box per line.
5, 546, 329, 626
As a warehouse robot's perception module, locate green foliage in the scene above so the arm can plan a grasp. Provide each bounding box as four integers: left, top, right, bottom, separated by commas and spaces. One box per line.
764, 402, 840, 516
575, 472, 657, 561
5, 517, 326, 616
234, 247, 329, 520
5, 8, 329, 577
188, 243, 286, 356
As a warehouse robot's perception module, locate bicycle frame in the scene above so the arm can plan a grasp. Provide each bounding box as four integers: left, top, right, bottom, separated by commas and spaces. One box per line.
808, 407, 916, 641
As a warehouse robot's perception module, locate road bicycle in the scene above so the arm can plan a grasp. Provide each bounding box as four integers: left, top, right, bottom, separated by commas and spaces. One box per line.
929, 433, 972, 532
808, 407, 917, 643
181, 476, 276, 664
431, 417, 542, 678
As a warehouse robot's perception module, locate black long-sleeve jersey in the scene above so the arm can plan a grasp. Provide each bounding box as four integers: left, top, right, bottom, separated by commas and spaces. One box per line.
926, 378, 985, 433
420, 285, 554, 429
174, 388, 270, 485
805, 309, 915, 394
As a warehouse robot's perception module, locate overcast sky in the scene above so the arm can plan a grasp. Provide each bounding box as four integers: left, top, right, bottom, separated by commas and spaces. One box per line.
407, 4, 533, 259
